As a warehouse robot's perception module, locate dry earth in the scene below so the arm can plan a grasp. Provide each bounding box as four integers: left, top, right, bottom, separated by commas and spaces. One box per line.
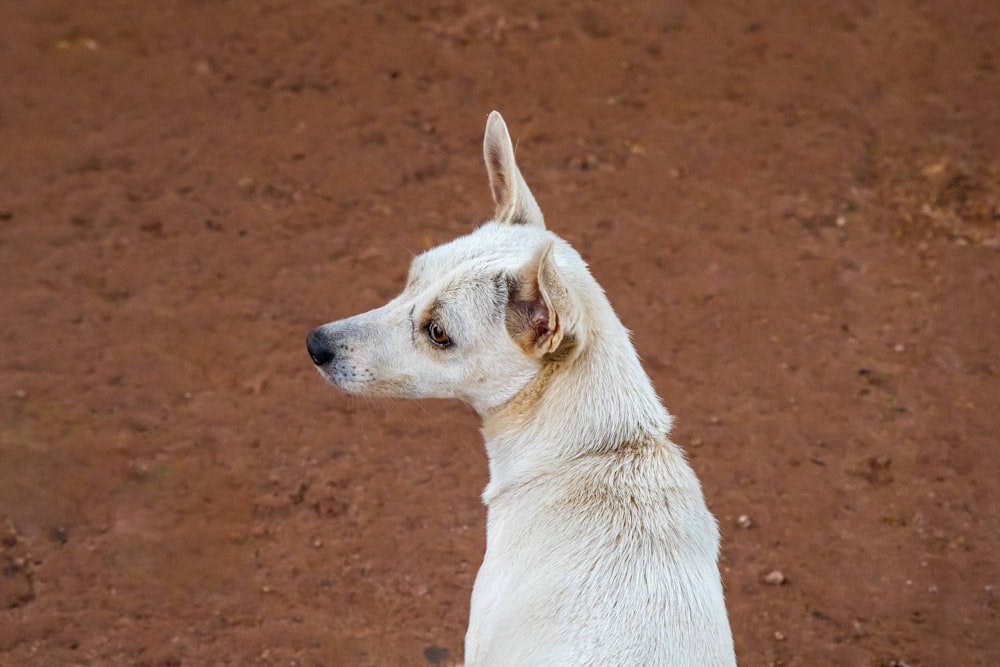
1, 1, 999, 665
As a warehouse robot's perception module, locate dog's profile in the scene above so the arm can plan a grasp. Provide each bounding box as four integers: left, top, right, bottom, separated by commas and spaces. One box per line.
306, 112, 736, 666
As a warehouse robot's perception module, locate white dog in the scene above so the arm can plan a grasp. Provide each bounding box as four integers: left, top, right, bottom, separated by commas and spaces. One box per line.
306, 112, 737, 666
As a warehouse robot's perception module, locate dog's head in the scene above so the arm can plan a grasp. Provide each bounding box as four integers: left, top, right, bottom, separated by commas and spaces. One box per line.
307, 112, 591, 415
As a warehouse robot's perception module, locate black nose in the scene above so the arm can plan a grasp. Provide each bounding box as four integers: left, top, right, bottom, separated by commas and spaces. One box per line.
306, 328, 335, 366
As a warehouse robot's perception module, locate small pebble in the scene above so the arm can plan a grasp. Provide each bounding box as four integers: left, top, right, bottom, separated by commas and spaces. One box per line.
423, 644, 451, 665
51, 526, 69, 544
736, 514, 753, 529
764, 570, 786, 585
773, 630, 786, 641
836, 216, 847, 227
14, 388, 26, 399
894, 343, 906, 353
312, 538, 323, 548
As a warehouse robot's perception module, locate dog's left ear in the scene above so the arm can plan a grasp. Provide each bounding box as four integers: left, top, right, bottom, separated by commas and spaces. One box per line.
483, 111, 545, 229
506, 241, 579, 358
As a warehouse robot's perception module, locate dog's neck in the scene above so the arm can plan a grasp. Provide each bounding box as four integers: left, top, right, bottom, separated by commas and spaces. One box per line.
480, 309, 673, 505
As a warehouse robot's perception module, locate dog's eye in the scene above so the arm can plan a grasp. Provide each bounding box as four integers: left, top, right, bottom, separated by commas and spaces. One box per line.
425, 321, 452, 348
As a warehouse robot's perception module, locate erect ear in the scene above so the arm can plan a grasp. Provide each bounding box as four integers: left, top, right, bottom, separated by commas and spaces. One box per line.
506, 241, 579, 358
483, 111, 545, 228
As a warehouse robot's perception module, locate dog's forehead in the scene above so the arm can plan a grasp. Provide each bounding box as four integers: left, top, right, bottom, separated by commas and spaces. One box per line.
411, 222, 546, 279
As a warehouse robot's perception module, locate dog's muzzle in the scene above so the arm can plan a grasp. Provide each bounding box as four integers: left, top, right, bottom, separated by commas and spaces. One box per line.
306, 327, 335, 366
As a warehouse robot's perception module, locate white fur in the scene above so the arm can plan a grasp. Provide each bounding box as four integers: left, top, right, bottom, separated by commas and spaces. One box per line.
307, 112, 736, 666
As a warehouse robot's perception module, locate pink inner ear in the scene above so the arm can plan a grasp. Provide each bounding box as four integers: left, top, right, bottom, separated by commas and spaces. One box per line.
531, 298, 551, 339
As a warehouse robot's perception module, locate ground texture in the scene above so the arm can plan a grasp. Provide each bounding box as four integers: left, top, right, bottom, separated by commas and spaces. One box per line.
1, 1, 999, 665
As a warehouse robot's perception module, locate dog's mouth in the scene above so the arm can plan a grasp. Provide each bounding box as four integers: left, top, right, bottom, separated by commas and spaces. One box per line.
311, 363, 343, 388
313, 361, 417, 399
312, 361, 367, 391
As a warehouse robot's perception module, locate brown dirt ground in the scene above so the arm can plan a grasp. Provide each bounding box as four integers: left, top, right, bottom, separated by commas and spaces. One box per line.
1, 1, 999, 666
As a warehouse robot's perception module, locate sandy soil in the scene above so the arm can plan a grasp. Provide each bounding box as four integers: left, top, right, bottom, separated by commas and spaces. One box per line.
1, 1, 999, 665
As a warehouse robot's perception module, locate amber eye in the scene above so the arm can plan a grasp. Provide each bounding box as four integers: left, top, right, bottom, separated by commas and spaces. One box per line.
425, 321, 452, 348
